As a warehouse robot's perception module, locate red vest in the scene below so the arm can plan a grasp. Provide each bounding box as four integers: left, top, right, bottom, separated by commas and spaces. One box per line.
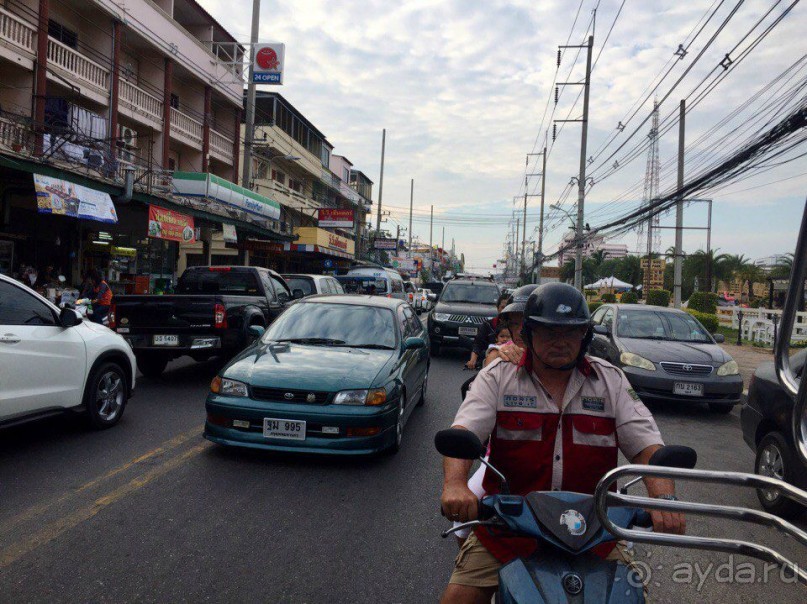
475, 360, 619, 563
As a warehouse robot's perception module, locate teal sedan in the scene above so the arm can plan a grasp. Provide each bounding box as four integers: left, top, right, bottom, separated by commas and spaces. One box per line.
204, 295, 429, 455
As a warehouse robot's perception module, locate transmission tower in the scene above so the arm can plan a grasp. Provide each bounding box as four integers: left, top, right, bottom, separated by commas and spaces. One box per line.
637, 100, 662, 255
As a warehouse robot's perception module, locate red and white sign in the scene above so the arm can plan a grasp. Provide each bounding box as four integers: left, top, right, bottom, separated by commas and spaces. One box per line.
318, 208, 354, 228
252, 43, 285, 84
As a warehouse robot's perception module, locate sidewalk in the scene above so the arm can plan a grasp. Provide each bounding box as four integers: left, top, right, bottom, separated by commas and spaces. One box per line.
719, 342, 773, 391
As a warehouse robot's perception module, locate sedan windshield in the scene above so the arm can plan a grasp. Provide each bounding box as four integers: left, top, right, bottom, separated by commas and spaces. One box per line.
440, 283, 499, 304
284, 277, 315, 296
616, 310, 712, 342
263, 302, 398, 349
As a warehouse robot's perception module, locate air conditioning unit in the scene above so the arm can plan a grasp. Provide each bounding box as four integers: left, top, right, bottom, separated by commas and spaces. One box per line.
118, 125, 138, 149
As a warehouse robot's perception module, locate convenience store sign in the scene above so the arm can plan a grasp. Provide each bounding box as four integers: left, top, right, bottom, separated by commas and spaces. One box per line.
172, 172, 281, 221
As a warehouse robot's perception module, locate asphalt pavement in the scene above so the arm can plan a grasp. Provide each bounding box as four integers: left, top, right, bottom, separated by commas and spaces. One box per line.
1, 344, 805, 603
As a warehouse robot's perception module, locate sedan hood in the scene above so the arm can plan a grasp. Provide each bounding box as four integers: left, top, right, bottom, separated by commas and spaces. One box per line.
620, 338, 730, 365
224, 343, 397, 392
434, 302, 497, 317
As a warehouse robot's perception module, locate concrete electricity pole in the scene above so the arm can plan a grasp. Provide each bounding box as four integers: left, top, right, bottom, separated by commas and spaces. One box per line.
673, 99, 685, 308
240, 0, 261, 189
408, 178, 413, 258
376, 129, 386, 233
574, 35, 594, 291
537, 146, 547, 282
429, 204, 434, 272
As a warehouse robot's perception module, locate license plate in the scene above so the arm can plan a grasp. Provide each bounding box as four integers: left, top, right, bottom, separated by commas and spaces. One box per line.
153, 335, 179, 346
458, 326, 478, 336
673, 382, 704, 397
263, 418, 306, 440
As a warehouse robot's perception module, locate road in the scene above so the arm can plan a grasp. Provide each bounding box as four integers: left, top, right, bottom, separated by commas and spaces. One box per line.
1, 345, 805, 603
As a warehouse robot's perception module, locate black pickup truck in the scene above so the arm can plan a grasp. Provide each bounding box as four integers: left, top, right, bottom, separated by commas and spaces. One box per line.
112, 266, 300, 377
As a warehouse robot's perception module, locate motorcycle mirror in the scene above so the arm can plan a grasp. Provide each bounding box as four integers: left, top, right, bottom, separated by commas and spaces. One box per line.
435, 428, 485, 460
649, 445, 697, 469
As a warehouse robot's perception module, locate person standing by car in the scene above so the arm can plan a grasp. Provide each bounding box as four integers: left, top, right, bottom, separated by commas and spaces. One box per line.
465, 294, 510, 369
439, 284, 684, 603
88, 269, 113, 324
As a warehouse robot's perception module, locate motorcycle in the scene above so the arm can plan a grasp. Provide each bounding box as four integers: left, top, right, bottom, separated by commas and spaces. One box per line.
436, 428, 700, 602
64, 298, 110, 327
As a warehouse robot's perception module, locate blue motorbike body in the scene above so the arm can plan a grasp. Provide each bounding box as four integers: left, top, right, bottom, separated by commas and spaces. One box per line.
480, 491, 646, 603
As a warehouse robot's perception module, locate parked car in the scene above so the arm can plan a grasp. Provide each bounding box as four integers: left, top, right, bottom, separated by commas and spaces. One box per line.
336, 264, 407, 300
204, 295, 429, 455
423, 281, 445, 296
0, 274, 136, 430
415, 288, 434, 313
403, 280, 417, 307
113, 266, 299, 378
282, 274, 345, 297
427, 278, 501, 356
588, 304, 743, 413
741, 350, 807, 519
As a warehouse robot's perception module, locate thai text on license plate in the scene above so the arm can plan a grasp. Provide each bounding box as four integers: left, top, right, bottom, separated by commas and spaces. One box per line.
458, 326, 478, 336
153, 335, 178, 346
263, 418, 306, 440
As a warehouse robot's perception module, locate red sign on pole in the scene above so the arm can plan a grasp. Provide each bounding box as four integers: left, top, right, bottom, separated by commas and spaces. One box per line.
318, 208, 354, 228
148, 205, 196, 243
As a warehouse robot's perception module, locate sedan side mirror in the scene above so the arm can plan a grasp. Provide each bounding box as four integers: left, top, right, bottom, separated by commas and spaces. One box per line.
404, 336, 426, 350
593, 324, 610, 335
712, 333, 725, 343
293, 289, 305, 300
248, 325, 266, 339
59, 307, 82, 328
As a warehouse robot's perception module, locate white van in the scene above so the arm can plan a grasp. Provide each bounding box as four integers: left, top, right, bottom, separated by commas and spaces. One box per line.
336, 266, 407, 301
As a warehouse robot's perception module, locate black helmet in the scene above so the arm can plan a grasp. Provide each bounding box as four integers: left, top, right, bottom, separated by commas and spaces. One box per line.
523, 282, 590, 327
522, 283, 592, 370
499, 284, 540, 321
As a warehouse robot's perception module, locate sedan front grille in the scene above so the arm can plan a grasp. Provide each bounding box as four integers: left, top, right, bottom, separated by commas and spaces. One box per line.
660, 362, 713, 376
250, 387, 331, 404
448, 315, 487, 324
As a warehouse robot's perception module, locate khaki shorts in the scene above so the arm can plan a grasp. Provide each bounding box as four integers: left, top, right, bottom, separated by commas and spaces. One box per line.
449, 532, 644, 592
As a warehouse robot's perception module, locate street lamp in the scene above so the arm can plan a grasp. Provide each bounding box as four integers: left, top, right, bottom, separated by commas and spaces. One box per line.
550, 204, 576, 229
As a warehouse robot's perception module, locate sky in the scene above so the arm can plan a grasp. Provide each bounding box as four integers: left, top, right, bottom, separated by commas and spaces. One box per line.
199, 0, 807, 271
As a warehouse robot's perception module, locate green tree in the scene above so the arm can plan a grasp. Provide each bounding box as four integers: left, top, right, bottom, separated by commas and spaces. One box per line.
770, 253, 794, 279
590, 249, 607, 267
614, 255, 643, 287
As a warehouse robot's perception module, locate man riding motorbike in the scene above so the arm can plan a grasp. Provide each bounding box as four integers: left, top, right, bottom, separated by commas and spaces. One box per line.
440, 283, 685, 603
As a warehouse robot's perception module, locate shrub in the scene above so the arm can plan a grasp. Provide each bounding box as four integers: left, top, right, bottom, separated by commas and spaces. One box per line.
688, 292, 718, 314
748, 297, 766, 308
646, 289, 671, 308
621, 291, 639, 304
601, 293, 617, 303
686, 309, 719, 333
588, 302, 602, 314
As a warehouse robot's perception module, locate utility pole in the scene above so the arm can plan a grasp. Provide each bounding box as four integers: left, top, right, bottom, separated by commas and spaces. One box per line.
574, 35, 594, 291
429, 204, 434, 274
673, 99, 685, 308
522, 172, 528, 278
515, 217, 520, 280
706, 199, 713, 292
408, 178, 414, 259
376, 129, 386, 232
395, 225, 400, 256
537, 146, 547, 282
240, 0, 261, 189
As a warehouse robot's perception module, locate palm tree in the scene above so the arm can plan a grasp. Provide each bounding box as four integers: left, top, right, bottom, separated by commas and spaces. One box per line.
689, 249, 730, 292
737, 263, 764, 301
590, 249, 607, 267
770, 253, 794, 279
615, 255, 643, 287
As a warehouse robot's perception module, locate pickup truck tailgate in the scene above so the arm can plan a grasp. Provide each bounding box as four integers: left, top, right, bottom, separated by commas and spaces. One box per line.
115, 296, 218, 331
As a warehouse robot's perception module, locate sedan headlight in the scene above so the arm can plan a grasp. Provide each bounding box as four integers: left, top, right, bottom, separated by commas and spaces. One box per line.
210, 376, 249, 397
333, 388, 387, 406
620, 352, 656, 371
433, 313, 450, 322
717, 360, 739, 377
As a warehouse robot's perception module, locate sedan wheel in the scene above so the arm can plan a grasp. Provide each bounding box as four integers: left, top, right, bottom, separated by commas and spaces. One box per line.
86, 363, 128, 429
387, 402, 405, 455
755, 432, 805, 519
417, 367, 428, 407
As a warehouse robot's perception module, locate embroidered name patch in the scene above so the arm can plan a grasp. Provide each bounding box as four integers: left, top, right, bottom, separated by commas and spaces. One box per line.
627, 388, 642, 401
581, 396, 605, 411
503, 395, 538, 408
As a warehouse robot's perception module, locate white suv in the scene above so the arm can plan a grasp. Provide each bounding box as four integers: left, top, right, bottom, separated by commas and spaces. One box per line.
0, 274, 136, 429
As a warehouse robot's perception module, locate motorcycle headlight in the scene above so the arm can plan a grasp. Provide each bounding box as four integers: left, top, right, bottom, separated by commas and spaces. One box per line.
717, 360, 739, 377
433, 313, 450, 322
620, 352, 656, 371
333, 388, 387, 406
210, 376, 249, 397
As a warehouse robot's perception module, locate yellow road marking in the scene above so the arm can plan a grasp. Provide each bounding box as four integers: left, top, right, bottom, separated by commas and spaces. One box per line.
0, 440, 211, 569
0, 425, 202, 537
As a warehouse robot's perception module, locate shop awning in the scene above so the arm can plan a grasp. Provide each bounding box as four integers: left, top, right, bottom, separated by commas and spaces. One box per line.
289, 226, 355, 258
283, 242, 354, 259
172, 172, 281, 221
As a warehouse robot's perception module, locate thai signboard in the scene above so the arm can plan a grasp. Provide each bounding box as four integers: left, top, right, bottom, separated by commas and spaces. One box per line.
172, 172, 281, 222
318, 208, 354, 228
252, 43, 285, 84
148, 205, 196, 243
373, 237, 398, 251
33, 174, 118, 224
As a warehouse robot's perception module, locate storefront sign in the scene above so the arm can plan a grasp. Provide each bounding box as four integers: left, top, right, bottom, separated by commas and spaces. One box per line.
33, 174, 118, 224
252, 43, 285, 84
373, 237, 398, 250
294, 227, 355, 256
242, 239, 284, 254
222, 224, 238, 243
172, 172, 281, 222
318, 208, 354, 228
111, 246, 137, 257
148, 205, 196, 243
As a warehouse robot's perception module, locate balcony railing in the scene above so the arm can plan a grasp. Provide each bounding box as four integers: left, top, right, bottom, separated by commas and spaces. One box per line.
170, 107, 203, 147
210, 128, 233, 164
47, 37, 110, 92
119, 79, 163, 126
0, 6, 34, 55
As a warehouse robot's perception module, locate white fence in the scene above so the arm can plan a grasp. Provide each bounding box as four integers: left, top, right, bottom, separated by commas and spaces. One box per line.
716, 307, 807, 346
